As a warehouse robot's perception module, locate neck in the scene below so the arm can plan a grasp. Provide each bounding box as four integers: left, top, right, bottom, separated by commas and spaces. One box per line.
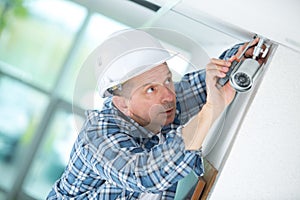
130, 112, 161, 134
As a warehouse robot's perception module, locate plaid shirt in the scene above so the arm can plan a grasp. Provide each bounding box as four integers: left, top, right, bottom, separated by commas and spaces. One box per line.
47, 45, 239, 200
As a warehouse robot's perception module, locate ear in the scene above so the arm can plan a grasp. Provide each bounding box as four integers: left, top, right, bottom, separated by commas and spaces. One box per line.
112, 96, 130, 116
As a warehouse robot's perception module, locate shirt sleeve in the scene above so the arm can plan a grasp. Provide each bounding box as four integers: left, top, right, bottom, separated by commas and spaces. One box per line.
80, 116, 203, 194
219, 43, 243, 60
175, 69, 207, 125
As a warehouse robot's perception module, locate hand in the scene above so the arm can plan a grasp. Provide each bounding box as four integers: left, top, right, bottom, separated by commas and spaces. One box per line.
236, 37, 267, 64
182, 56, 237, 150
205, 56, 236, 115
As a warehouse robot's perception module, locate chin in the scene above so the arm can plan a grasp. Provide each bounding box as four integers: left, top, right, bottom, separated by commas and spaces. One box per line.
164, 115, 176, 125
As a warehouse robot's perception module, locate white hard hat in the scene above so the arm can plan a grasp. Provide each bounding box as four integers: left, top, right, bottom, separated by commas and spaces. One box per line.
83, 29, 176, 98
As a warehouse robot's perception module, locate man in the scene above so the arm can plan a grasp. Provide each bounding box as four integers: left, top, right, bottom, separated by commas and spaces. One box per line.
47, 29, 252, 199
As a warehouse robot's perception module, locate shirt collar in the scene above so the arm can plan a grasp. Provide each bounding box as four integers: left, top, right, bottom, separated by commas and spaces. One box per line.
104, 97, 155, 139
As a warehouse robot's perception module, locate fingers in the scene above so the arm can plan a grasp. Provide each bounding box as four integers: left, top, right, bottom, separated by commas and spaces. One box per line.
207, 57, 237, 78
227, 55, 238, 62
236, 37, 269, 60
205, 57, 237, 108
250, 37, 260, 46
236, 37, 260, 58
209, 58, 231, 66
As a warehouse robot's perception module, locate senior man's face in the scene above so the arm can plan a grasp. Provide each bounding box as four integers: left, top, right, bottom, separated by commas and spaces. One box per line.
127, 63, 176, 133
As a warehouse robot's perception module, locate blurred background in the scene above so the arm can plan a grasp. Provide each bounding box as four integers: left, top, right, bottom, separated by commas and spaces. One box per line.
0, 0, 299, 200
0, 0, 131, 199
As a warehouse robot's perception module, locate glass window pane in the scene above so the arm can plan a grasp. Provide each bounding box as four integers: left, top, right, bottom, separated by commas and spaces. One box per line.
0, 76, 48, 192
23, 110, 84, 199
57, 13, 129, 109
0, 0, 87, 91
0, 191, 6, 200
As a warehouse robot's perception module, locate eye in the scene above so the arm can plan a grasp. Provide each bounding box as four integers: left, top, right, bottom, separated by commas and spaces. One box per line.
165, 77, 172, 85
146, 87, 155, 94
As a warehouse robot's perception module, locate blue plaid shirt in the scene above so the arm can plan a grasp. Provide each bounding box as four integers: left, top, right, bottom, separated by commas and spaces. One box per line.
47, 45, 240, 200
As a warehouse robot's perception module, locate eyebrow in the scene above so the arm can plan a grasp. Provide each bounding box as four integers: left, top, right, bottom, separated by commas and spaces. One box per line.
140, 70, 172, 88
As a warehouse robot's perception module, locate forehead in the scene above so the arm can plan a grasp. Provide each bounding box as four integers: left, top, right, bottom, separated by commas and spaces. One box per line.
129, 63, 171, 87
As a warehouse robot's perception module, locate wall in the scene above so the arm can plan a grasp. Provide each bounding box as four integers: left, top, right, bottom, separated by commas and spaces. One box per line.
209, 44, 300, 199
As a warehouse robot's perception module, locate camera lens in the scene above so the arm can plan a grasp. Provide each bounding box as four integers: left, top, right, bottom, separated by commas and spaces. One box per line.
233, 72, 250, 87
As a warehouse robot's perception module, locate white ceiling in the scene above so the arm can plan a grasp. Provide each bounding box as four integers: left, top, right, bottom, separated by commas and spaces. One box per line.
72, 0, 300, 53
166, 0, 300, 52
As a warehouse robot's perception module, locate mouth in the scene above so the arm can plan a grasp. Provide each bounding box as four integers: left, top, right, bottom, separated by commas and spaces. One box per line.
164, 108, 175, 116
156, 102, 176, 117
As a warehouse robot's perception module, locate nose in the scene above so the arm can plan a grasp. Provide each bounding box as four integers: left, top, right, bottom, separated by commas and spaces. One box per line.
160, 85, 175, 103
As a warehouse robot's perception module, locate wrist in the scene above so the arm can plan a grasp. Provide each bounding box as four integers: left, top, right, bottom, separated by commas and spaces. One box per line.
203, 102, 225, 120
182, 103, 222, 151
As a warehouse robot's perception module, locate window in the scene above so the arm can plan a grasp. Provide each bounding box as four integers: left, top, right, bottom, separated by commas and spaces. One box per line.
0, 76, 48, 192
0, 0, 129, 199
57, 13, 129, 109
0, 0, 87, 91
23, 110, 84, 199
